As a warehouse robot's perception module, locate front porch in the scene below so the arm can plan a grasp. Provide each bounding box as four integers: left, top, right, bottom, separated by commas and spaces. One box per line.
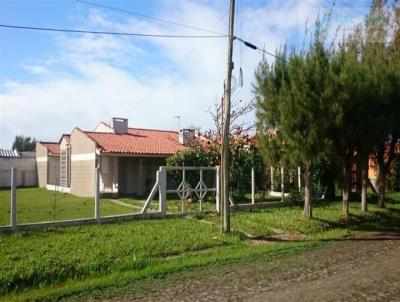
99, 155, 166, 198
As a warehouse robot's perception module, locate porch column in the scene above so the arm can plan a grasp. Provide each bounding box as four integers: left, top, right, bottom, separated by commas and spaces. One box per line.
113, 157, 119, 193
138, 158, 144, 196
270, 166, 274, 191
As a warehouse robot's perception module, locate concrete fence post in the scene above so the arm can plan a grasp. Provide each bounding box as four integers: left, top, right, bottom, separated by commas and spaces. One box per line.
10, 167, 17, 229
159, 166, 167, 217
270, 166, 274, 192
181, 169, 186, 213
95, 167, 100, 220
281, 166, 284, 202
251, 167, 255, 204
298, 166, 301, 192
216, 166, 220, 213
199, 169, 203, 212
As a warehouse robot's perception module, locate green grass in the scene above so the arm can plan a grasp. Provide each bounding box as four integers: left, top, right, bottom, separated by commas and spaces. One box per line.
0, 189, 399, 301
204, 193, 400, 239
118, 196, 217, 213
0, 218, 240, 296
0, 188, 135, 226
5, 240, 320, 302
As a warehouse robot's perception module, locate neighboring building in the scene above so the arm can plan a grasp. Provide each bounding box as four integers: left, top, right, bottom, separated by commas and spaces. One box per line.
36, 141, 61, 189
0, 149, 37, 187
368, 139, 400, 189
37, 118, 191, 197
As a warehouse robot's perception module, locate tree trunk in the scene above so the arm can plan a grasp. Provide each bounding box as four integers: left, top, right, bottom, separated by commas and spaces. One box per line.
356, 164, 361, 198
367, 178, 378, 195
361, 160, 368, 214
303, 163, 313, 219
375, 140, 397, 208
377, 165, 386, 208
342, 162, 351, 219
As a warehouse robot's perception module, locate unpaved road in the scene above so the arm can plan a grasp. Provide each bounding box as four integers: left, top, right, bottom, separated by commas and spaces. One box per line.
107, 232, 400, 302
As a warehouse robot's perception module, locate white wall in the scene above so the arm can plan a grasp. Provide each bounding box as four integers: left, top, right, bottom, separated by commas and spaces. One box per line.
0, 154, 37, 187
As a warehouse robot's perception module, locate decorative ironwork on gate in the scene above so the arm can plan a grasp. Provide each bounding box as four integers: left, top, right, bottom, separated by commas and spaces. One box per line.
141, 166, 220, 215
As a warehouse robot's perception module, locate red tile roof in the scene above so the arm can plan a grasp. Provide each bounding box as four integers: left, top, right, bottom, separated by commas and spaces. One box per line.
40, 142, 60, 155
58, 134, 71, 144
84, 128, 187, 155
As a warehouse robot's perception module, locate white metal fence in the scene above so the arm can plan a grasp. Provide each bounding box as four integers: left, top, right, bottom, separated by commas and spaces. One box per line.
2, 165, 298, 232
1, 166, 221, 232
140, 166, 220, 215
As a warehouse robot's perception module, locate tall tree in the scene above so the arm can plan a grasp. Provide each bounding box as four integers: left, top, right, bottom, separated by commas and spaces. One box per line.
328, 0, 400, 215
12, 135, 36, 152
365, 0, 400, 208
255, 25, 334, 219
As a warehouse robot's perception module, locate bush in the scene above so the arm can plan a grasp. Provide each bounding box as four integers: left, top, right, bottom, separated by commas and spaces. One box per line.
388, 156, 400, 192
288, 186, 304, 202
166, 134, 266, 200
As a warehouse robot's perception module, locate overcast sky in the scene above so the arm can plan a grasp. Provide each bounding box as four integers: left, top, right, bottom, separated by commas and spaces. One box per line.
0, 0, 369, 148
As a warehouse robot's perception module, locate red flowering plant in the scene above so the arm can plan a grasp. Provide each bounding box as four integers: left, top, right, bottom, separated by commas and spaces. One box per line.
167, 126, 265, 202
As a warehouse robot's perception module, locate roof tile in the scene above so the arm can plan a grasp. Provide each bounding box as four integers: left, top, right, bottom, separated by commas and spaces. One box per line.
84, 128, 187, 155
40, 142, 60, 155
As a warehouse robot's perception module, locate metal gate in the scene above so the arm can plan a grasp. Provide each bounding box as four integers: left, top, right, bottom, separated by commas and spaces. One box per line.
141, 166, 220, 215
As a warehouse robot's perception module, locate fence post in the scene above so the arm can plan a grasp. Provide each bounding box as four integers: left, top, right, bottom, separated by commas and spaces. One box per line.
95, 167, 100, 220
251, 167, 255, 204
199, 169, 203, 212
270, 166, 274, 191
216, 166, 220, 213
159, 166, 167, 217
181, 169, 186, 213
298, 166, 301, 192
10, 167, 17, 229
281, 166, 284, 202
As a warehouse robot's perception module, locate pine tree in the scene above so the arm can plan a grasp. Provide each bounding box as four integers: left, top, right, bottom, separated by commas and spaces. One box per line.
255, 25, 334, 219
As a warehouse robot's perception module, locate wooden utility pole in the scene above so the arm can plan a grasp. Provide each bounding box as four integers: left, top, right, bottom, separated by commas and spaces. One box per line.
221, 0, 235, 233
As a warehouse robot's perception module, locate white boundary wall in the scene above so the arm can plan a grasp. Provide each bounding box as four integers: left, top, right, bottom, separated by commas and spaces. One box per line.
1, 166, 219, 232
0, 154, 37, 187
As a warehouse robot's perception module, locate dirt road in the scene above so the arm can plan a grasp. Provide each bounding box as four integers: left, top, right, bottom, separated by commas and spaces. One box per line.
108, 232, 400, 302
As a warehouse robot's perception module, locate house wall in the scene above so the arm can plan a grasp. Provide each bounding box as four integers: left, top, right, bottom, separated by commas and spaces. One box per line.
70, 129, 97, 197
94, 122, 114, 133
48, 156, 60, 186
60, 138, 71, 187
368, 156, 378, 180
100, 156, 118, 193
0, 153, 37, 187
36, 143, 48, 187
118, 156, 165, 196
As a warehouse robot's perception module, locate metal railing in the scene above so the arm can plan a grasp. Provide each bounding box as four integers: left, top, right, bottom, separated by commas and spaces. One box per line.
141, 166, 220, 215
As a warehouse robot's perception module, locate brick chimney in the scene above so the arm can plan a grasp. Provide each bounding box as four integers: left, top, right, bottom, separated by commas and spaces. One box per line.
179, 129, 196, 145
112, 117, 128, 134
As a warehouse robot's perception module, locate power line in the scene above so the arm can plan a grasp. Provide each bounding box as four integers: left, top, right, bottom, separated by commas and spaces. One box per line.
300, 0, 365, 18
0, 24, 228, 38
76, 0, 226, 35
334, 0, 366, 17
131, 11, 228, 110
235, 37, 288, 63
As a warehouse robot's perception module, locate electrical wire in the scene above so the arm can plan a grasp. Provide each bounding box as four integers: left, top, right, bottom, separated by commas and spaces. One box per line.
334, 0, 366, 17
0, 24, 228, 38
130, 11, 229, 110
300, 0, 365, 18
235, 37, 288, 63
76, 0, 226, 35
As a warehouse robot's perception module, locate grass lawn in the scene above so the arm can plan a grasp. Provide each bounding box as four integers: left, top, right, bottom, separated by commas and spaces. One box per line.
0, 190, 399, 301
0, 187, 287, 226
118, 196, 217, 213
205, 191, 400, 239
0, 188, 135, 226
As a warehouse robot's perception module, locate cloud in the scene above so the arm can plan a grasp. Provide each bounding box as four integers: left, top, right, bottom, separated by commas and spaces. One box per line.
20, 64, 51, 76
0, 0, 366, 148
